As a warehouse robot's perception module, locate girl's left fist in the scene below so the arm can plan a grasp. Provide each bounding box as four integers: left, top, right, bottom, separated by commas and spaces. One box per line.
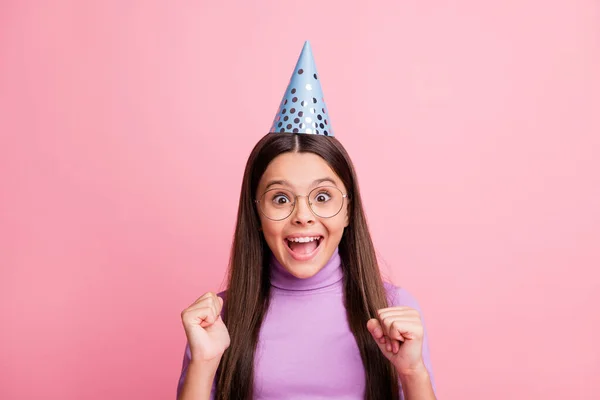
367, 306, 426, 375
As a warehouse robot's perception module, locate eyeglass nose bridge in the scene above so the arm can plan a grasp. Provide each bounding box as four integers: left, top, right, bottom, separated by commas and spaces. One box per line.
291, 194, 312, 207
288, 194, 314, 217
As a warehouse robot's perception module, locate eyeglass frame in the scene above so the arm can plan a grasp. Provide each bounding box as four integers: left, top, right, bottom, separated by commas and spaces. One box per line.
254, 185, 350, 221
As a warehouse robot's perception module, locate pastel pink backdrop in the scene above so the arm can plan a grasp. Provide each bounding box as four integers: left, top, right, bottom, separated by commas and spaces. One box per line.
1, 1, 599, 399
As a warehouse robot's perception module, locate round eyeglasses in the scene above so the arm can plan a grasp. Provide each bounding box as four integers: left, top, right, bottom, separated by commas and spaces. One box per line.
255, 186, 348, 221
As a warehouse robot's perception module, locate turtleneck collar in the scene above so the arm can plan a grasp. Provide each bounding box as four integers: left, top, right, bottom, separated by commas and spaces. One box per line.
269, 248, 343, 291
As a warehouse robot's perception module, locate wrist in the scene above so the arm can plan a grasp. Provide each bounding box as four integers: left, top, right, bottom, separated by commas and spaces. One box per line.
396, 361, 429, 380
396, 362, 436, 399
189, 346, 225, 363
190, 354, 222, 368
187, 357, 221, 380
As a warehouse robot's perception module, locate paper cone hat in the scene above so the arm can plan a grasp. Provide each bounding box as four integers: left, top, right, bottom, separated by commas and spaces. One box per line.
269, 41, 334, 136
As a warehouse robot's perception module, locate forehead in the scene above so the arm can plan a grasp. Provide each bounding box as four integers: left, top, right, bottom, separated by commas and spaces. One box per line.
259, 152, 343, 190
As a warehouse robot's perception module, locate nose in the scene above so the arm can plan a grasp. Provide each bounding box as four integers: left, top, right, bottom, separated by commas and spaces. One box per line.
292, 196, 314, 225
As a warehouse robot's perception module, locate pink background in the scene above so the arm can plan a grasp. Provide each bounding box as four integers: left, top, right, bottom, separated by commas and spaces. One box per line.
1, 1, 599, 399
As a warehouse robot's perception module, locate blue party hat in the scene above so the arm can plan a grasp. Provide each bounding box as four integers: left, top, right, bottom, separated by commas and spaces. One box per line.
269, 41, 333, 136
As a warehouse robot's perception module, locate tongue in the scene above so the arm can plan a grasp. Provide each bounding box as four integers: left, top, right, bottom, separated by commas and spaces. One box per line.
289, 240, 318, 254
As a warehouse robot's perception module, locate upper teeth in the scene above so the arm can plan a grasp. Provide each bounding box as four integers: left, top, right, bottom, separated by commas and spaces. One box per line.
288, 236, 320, 243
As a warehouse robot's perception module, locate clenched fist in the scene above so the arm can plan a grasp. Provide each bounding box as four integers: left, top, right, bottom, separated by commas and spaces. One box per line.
367, 306, 426, 375
181, 292, 230, 362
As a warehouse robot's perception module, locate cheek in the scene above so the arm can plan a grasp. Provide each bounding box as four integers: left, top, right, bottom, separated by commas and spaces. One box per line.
324, 214, 349, 236
259, 217, 285, 243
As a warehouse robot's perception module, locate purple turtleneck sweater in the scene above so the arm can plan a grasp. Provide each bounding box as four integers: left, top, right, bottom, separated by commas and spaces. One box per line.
177, 249, 435, 399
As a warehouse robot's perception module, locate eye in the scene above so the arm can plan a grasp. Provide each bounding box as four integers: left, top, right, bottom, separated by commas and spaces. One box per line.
314, 191, 332, 203
272, 193, 291, 205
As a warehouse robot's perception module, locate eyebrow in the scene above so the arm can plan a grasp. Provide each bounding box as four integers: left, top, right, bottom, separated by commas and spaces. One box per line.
264, 177, 338, 191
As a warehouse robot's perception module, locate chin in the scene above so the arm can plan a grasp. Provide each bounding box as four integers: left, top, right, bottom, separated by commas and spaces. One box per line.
283, 259, 323, 279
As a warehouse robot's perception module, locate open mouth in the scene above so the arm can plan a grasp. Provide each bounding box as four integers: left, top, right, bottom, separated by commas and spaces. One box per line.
285, 236, 324, 259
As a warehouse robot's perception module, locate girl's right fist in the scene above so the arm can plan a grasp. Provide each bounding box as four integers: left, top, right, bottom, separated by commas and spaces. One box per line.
180, 292, 230, 362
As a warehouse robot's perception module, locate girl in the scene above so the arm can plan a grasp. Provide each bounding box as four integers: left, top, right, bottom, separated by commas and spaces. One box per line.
177, 42, 436, 400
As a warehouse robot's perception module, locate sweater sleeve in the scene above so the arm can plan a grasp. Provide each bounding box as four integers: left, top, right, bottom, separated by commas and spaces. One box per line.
175, 342, 217, 399
384, 283, 437, 399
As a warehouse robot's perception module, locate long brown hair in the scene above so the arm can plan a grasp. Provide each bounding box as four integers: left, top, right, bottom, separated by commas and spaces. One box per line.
217, 133, 399, 399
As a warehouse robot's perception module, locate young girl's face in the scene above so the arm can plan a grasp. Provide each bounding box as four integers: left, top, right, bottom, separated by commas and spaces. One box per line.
256, 152, 349, 279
